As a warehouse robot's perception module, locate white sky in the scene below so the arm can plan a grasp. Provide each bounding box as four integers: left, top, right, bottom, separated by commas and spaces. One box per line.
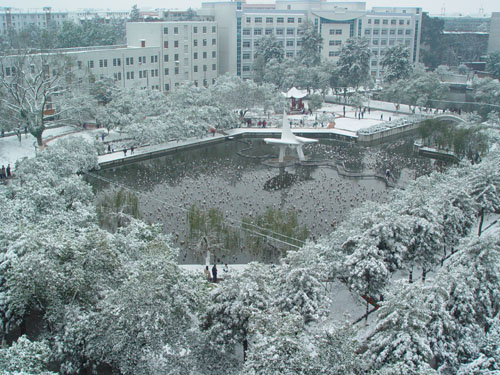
0, 0, 497, 17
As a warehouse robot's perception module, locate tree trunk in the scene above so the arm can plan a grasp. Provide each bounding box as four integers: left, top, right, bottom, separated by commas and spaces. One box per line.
422, 268, 427, 282
408, 267, 413, 283
243, 338, 248, 362
478, 207, 484, 237
36, 133, 43, 147
365, 299, 369, 325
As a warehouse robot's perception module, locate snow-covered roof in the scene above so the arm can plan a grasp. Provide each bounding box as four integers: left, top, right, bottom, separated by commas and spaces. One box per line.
285, 87, 308, 99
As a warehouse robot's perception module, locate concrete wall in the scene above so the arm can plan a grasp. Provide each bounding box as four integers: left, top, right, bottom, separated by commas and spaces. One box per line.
488, 12, 500, 53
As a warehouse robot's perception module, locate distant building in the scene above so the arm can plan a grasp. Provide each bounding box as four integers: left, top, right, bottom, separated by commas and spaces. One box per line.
200, 0, 422, 79
0, 7, 69, 34
488, 12, 500, 53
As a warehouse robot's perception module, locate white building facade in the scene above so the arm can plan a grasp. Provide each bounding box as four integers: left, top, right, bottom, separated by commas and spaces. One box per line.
200, 0, 422, 80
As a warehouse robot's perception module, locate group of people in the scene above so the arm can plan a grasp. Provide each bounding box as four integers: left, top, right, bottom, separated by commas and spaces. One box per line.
204, 263, 229, 283
0, 164, 11, 180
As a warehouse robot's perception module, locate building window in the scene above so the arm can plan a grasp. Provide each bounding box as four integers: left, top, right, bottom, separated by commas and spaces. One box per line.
277, 17, 284, 23
174, 40, 179, 48
89, 60, 94, 68
165, 68, 169, 75
287, 17, 294, 23
383, 19, 388, 25
242, 65, 250, 72
398, 29, 403, 35
381, 29, 388, 35
266, 17, 273, 23
296, 40, 302, 46
264, 28, 272, 35
194, 52, 198, 59
399, 20, 404, 25
286, 51, 294, 57
255, 17, 262, 23
203, 26, 207, 33
194, 39, 198, 46
194, 65, 198, 72
254, 29, 262, 35
175, 67, 179, 74
203, 65, 207, 72
194, 80, 198, 87
165, 83, 170, 91
371, 60, 378, 66
164, 27, 168, 34
212, 51, 216, 58
381, 39, 387, 45
243, 28, 251, 35
373, 29, 379, 35
374, 19, 380, 24
329, 40, 341, 46
77, 61, 82, 69
298, 18, 302, 23
174, 26, 178, 34
164, 54, 169, 62
164, 41, 168, 48
212, 26, 216, 32
286, 40, 294, 47
243, 53, 251, 59
405, 29, 411, 35
276, 28, 284, 35
139, 70, 143, 78
212, 38, 216, 45
151, 55, 158, 63
193, 26, 198, 33
287, 28, 294, 35
246, 17, 251, 23
391, 19, 397, 25
203, 52, 207, 58
368, 19, 372, 24
174, 54, 179, 61
365, 29, 371, 35
203, 39, 207, 46
212, 63, 216, 70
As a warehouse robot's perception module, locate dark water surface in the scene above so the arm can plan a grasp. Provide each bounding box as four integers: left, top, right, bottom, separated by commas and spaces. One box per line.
88, 138, 427, 263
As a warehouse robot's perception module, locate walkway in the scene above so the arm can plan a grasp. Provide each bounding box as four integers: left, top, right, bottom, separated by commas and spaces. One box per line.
96, 127, 358, 169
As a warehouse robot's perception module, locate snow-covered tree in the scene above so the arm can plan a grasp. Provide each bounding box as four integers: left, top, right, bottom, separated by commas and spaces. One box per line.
0, 336, 56, 375
297, 20, 323, 67
0, 52, 77, 145
381, 45, 413, 83
363, 280, 434, 374
485, 50, 500, 80
468, 153, 500, 235
337, 37, 371, 91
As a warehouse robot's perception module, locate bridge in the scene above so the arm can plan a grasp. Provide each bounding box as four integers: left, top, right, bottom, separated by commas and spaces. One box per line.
431, 114, 466, 123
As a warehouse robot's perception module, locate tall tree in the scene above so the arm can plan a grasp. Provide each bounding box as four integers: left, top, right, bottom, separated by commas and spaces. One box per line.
485, 50, 500, 80
337, 37, 371, 91
382, 45, 413, 83
297, 20, 323, 67
129, 5, 141, 22
420, 12, 445, 70
0, 52, 75, 145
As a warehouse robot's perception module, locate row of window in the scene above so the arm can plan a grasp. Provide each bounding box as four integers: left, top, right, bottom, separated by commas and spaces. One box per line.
163, 25, 216, 34
243, 28, 298, 36
368, 19, 411, 25
329, 29, 343, 35
365, 28, 412, 35
163, 39, 216, 48
164, 51, 216, 61
245, 16, 302, 24
119, 64, 217, 80
371, 39, 411, 46
242, 40, 303, 48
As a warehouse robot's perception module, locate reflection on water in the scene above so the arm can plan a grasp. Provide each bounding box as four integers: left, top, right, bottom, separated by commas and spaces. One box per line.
87, 139, 397, 263
264, 167, 314, 191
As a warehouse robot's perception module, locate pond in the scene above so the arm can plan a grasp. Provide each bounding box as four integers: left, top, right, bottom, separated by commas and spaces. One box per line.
87, 137, 434, 264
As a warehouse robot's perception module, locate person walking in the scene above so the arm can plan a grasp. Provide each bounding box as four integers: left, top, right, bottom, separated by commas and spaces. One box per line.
123, 148, 127, 156
204, 266, 211, 282
6, 164, 11, 177
212, 264, 218, 283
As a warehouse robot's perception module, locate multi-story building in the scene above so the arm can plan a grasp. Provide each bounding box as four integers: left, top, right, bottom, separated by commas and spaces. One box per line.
1, 21, 219, 93
200, 0, 422, 80
364, 7, 422, 77
0, 7, 69, 34
488, 12, 500, 53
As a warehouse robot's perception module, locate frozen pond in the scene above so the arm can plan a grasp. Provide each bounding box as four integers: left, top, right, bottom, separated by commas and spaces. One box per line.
88, 138, 432, 263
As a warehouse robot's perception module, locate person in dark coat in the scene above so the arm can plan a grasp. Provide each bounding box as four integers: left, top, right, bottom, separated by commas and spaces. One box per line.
6, 164, 11, 177
212, 264, 218, 283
